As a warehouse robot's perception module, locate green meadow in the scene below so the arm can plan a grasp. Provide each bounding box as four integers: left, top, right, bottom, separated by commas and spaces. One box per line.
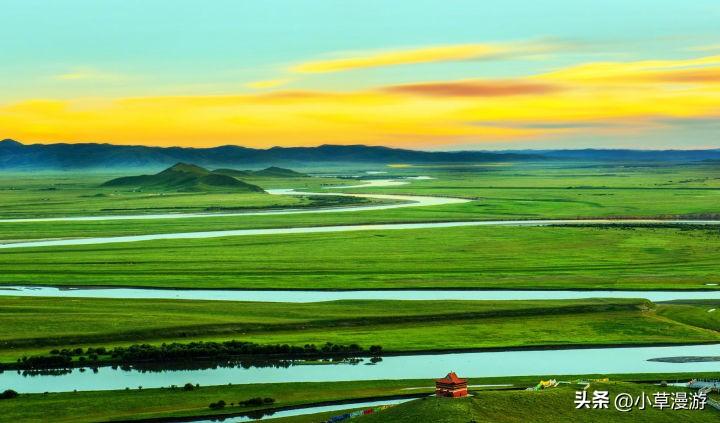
0, 379, 716, 423
0, 297, 718, 363
1, 161, 720, 422
1, 225, 718, 290
1, 163, 720, 241
355, 382, 719, 422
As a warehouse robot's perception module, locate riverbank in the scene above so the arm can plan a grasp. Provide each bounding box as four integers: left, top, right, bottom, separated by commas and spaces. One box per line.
3, 225, 719, 291
0, 374, 716, 423
4, 297, 720, 363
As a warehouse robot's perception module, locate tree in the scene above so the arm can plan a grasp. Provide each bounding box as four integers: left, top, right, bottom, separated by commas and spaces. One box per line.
1, 390, 18, 400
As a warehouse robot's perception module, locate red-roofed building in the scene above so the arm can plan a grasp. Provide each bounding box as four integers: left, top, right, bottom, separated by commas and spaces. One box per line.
435, 372, 468, 397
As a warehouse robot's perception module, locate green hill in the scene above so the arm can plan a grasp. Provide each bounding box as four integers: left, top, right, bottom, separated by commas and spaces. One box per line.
252, 166, 307, 178
102, 163, 265, 193
357, 383, 717, 422
212, 166, 307, 178
211, 168, 252, 177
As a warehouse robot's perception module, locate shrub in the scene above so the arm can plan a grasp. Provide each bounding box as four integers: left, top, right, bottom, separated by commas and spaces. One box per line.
183, 383, 195, 391
244, 397, 264, 406
209, 400, 226, 409
0, 390, 18, 400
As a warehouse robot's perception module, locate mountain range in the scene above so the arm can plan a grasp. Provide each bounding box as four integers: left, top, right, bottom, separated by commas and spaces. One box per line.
1, 139, 719, 170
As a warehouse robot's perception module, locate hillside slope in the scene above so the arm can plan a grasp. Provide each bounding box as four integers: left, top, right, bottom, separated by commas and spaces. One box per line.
102, 163, 265, 192
213, 166, 307, 178
357, 383, 717, 422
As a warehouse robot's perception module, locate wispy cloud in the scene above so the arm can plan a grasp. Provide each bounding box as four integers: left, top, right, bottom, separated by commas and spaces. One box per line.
244, 78, 292, 89
383, 80, 562, 97
53, 68, 126, 81
689, 44, 720, 52
5, 53, 720, 148
290, 41, 560, 74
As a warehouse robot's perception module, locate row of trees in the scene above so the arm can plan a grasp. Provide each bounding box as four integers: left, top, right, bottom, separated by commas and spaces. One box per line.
209, 397, 275, 410
8, 341, 383, 370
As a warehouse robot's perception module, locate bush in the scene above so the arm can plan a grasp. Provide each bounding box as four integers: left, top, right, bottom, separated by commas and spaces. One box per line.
1, 390, 18, 400
243, 397, 264, 406
209, 400, 226, 409
263, 397, 275, 404
183, 383, 195, 391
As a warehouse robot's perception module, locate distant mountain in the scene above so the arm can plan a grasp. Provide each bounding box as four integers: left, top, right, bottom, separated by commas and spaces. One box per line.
213, 166, 307, 178
251, 166, 307, 178
211, 168, 252, 177
0, 139, 540, 170
3, 139, 720, 170
102, 163, 265, 193
507, 148, 720, 162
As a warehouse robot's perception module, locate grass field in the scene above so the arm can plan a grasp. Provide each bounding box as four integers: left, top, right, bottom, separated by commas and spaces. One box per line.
0, 172, 364, 219
0, 297, 717, 363
1, 225, 718, 290
356, 382, 719, 422
1, 163, 720, 241
2, 162, 720, 422
0, 378, 716, 423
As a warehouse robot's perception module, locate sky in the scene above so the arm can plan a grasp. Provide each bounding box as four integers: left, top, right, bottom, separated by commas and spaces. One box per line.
1, 0, 719, 150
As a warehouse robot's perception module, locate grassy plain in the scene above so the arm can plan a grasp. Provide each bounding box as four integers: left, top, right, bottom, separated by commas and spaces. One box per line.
2, 162, 720, 422
356, 382, 719, 422
0, 378, 716, 423
0, 172, 364, 219
1, 225, 718, 290
1, 163, 720, 241
0, 297, 718, 362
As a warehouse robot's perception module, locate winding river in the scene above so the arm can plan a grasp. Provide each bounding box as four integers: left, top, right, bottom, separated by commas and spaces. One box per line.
2, 344, 719, 393
1, 178, 719, 249
1, 285, 719, 303
1, 177, 718, 397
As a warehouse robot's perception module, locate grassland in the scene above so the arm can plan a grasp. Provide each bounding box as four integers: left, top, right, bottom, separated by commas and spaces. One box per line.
0, 172, 362, 219
655, 301, 720, 332
356, 382, 719, 422
1, 162, 720, 241
0, 297, 717, 363
1, 225, 718, 290
0, 378, 716, 423
0, 379, 426, 423
2, 162, 720, 422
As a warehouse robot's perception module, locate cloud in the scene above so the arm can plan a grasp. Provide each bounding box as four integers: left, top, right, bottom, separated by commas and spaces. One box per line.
383, 80, 562, 97
5, 53, 720, 149
53, 68, 125, 82
688, 44, 720, 52
654, 68, 720, 83
290, 41, 557, 74
244, 78, 292, 89
541, 55, 720, 84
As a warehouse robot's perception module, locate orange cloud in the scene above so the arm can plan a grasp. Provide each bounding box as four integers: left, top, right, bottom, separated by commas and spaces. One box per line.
653, 68, 720, 83
3, 53, 720, 148
383, 80, 563, 97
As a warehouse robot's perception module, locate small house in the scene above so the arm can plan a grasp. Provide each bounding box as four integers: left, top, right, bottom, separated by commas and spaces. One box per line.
435, 371, 468, 397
